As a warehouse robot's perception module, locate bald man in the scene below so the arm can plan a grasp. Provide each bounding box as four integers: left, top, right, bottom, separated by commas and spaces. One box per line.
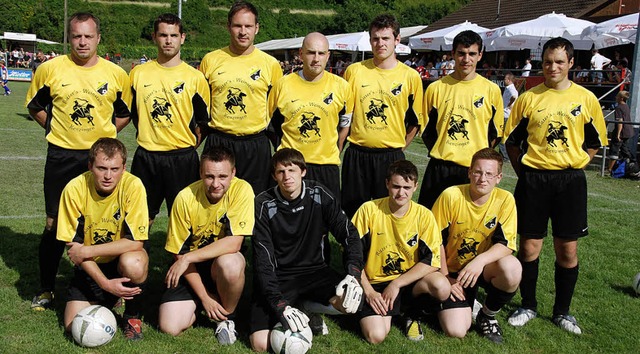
268, 32, 353, 198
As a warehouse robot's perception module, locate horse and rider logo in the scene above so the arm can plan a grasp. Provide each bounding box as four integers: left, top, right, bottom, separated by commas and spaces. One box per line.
225, 87, 247, 114
473, 95, 484, 108
447, 114, 469, 140
323, 92, 333, 105
70, 98, 95, 126
382, 251, 406, 275
93, 229, 116, 245
391, 83, 403, 96
97, 82, 108, 95
546, 121, 569, 147
366, 99, 388, 125
458, 237, 480, 260
173, 82, 185, 94
299, 112, 321, 138
151, 97, 173, 123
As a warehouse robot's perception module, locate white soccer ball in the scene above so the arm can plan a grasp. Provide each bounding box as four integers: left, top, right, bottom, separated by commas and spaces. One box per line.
71, 305, 117, 347
270, 322, 313, 354
633, 272, 640, 296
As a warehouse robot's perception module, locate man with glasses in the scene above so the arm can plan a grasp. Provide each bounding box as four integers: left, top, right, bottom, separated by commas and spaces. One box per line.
432, 148, 520, 343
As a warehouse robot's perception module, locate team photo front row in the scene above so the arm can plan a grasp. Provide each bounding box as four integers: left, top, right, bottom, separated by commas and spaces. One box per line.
53, 139, 521, 349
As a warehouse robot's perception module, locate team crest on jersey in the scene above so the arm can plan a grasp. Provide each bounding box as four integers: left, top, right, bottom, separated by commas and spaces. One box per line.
97, 82, 108, 95
151, 97, 173, 123
250, 69, 261, 81
299, 112, 321, 138
366, 98, 389, 125
323, 92, 334, 105
458, 237, 480, 260
447, 114, 469, 140
473, 95, 484, 108
225, 87, 247, 114
546, 121, 569, 148
382, 251, 406, 275
113, 207, 121, 221
484, 216, 496, 229
406, 234, 418, 247
93, 229, 116, 245
390, 83, 403, 96
173, 82, 185, 94
69, 98, 95, 126
197, 233, 214, 249
570, 103, 582, 117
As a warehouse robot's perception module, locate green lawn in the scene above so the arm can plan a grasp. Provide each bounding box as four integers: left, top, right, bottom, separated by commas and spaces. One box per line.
1, 80, 639, 353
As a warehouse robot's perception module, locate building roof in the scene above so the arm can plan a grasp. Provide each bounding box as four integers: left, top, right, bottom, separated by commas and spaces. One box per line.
420, 0, 622, 33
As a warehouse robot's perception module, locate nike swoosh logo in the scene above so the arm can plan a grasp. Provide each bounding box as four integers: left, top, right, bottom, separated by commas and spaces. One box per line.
537, 109, 545, 112
62, 84, 71, 87
144, 84, 152, 87
291, 99, 299, 103
361, 84, 370, 88
445, 98, 452, 103
218, 72, 225, 75
456, 221, 464, 224
376, 232, 384, 235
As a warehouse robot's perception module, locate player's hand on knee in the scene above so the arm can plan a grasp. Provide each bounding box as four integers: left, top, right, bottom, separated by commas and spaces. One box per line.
336, 274, 363, 313
278, 306, 309, 332
450, 282, 466, 301
104, 277, 141, 299
365, 290, 388, 316
66, 242, 91, 266
165, 256, 190, 288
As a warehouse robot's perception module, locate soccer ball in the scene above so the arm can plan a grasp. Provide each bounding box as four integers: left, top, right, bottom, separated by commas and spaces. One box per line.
633, 272, 640, 296
71, 305, 117, 347
270, 322, 313, 354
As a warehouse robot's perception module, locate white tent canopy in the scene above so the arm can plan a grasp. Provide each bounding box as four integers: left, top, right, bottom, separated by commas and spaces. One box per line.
581, 12, 638, 49
408, 21, 490, 51
484, 12, 595, 51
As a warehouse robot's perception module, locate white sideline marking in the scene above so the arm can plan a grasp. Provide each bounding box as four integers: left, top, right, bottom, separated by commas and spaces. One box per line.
0, 156, 45, 160
0, 128, 41, 132
0, 215, 42, 219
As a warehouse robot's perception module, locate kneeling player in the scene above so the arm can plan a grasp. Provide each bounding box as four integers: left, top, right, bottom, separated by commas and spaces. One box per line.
250, 148, 364, 352
58, 138, 149, 341
352, 160, 450, 344
433, 148, 521, 343
158, 146, 253, 345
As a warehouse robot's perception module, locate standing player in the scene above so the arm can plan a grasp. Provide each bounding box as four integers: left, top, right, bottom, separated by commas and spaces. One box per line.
352, 160, 449, 344
158, 146, 253, 345
418, 30, 503, 209
251, 148, 363, 352
25, 12, 131, 311
199, 0, 283, 194
433, 148, 520, 343
58, 138, 148, 340
504, 38, 608, 334
269, 32, 353, 198
341, 14, 423, 217
498, 73, 518, 162
1, 59, 11, 95
129, 14, 210, 228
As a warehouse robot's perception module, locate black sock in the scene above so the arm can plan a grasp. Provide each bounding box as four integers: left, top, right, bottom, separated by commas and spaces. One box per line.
38, 227, 65, 293
484, 281, 517, 313
124, 281, 147, 318
519, 257, 539, 311
553, 262, 579, 316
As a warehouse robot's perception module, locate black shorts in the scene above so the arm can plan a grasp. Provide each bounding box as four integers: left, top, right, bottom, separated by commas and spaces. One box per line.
204, 129, 272, 194
418, 157, 469, 209
341, 144, 404, 217
357, 281, 417, 319
249, 267, 342, 333
438, 272, 488, 311
130, 146, 200, 218
305, 164, 340, 200
160, 260, 216, 304
44, 144, 89, 217
66, 259, 121, 308
514, 167, 588, 239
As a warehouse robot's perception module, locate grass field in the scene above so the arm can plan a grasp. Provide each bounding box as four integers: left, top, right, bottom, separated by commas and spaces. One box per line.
1, 80, 639, 353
